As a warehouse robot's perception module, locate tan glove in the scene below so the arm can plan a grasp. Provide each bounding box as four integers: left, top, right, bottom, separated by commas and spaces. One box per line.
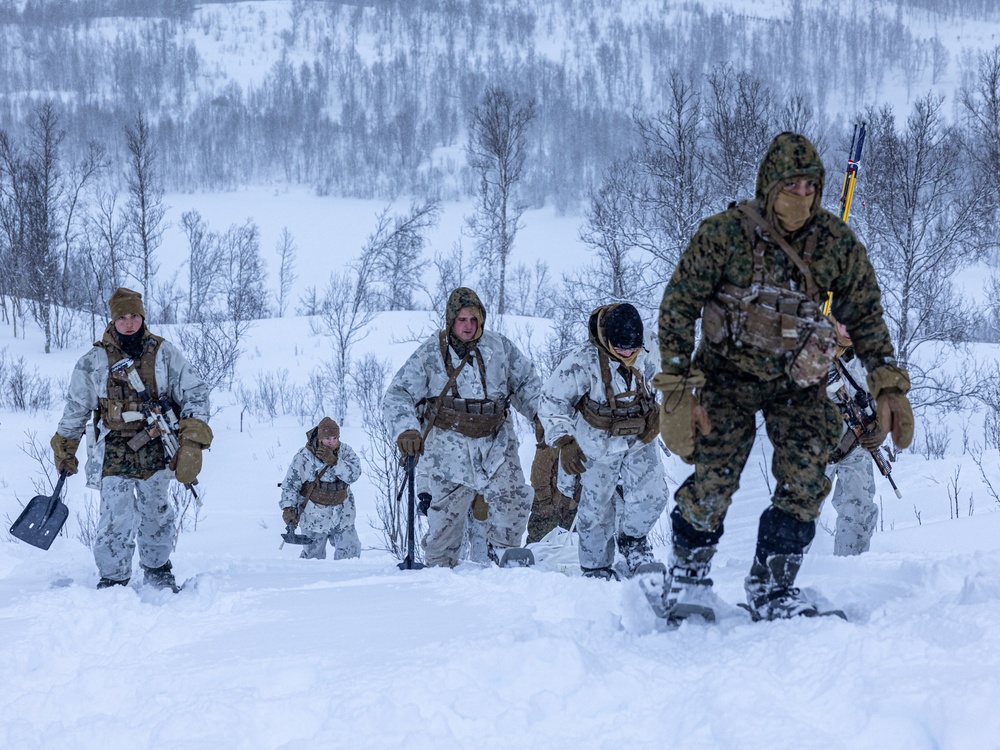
652, 371, 712, 464
472, 493, 489, 521
533, 415, 546, 446
51, 433, 80, 476
396, 429, 423, 457
639, 404, 660, 444
282, 507, 299, 526
174, 417, 213, 484
858, 422, 887, 451
867, 365, 914, 450
555, 435, 587, 475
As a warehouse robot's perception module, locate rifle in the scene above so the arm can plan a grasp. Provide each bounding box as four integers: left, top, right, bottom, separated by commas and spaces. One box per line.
824, 121, 867, 316
111, 358, 199, 501
828, 359, 901, 498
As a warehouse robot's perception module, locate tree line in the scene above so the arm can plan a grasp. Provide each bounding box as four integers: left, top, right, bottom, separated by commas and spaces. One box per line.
0, 0, 992, 207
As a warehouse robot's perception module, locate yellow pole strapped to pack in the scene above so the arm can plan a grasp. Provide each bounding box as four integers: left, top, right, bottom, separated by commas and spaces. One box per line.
825, 121, 867, 316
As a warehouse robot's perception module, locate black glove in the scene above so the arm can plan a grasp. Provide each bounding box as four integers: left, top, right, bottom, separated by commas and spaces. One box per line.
417, 492, 432, 516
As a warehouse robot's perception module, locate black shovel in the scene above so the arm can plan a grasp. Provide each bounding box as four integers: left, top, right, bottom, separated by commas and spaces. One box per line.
279, 521, 312, 548
398, 455, 425, 570
10, 471, 70, 550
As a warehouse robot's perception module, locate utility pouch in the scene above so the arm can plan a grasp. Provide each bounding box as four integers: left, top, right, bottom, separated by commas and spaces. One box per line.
706, 283, 836, 387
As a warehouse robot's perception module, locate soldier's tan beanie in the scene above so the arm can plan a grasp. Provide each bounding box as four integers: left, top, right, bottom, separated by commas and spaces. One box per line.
317, 417, 341, 441
108, 288, 145, 320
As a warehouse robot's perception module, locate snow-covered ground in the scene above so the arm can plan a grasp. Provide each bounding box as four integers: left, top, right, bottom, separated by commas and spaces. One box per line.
3, 309, 1000, 750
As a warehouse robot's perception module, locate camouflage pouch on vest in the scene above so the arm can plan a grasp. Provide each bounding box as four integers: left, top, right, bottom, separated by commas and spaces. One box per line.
703, 283, 836, 387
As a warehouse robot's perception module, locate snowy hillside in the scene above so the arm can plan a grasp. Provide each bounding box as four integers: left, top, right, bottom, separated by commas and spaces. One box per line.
3, 312, 1000, 749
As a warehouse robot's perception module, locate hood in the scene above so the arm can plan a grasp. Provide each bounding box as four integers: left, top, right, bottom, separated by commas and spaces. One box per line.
445, 287, 486, 340
755, 131, 825, 221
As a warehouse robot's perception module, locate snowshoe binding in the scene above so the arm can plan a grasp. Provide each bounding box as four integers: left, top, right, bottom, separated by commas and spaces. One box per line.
637, 561, 716, 627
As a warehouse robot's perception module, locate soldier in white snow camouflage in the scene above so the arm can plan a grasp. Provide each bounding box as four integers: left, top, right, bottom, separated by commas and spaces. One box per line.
825, 321, 882, 556
383, 287, 541, 568
280, 417, 361, 560
538, 303, 665, 579
51, 288, 212, 591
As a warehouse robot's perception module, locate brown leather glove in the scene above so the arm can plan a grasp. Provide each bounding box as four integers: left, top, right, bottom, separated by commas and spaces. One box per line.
174, 417, 213, 484
282, 507, 299, 526
51, 433, 80, 476
396, 429, 423, 457
555, 435, 587, 474
867, 366, 914, 450
652, 371, 712, 464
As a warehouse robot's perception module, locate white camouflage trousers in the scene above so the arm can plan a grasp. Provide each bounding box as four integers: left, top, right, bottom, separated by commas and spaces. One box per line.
562, 440, 669, 570
298, 497, 362, 560
95, 471, 174, 581
421, 444, 531, 568
826, 447, 877, 556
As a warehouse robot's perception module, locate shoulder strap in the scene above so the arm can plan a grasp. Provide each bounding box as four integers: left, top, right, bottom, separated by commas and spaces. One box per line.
737, 203, 820, 301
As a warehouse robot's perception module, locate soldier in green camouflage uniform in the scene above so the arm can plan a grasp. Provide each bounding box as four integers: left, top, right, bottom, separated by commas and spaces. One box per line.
51, 288, 212, 591
651, 132, 914, 621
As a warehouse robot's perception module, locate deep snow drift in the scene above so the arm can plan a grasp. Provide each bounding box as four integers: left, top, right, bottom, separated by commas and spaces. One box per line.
2, 313, 1000, 750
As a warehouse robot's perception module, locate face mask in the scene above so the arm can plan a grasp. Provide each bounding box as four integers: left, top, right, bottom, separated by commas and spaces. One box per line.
612, 349, 639, 368
773, 190, 813, 232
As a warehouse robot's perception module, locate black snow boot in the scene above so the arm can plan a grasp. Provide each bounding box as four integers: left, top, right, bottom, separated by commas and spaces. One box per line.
582, 566, 620, 581
616, 533, 654, 578
97, 577, 130, 590
142, 561, 180, 592
744, 507, 819, 621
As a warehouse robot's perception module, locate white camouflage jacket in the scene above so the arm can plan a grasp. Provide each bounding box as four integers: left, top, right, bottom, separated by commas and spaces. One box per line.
383, 330, 541, 491
280, 441, 361, 510
539, 328, 659, 460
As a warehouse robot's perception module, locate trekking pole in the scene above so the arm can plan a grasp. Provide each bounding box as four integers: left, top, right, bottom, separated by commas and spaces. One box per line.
397, 454, 425, 570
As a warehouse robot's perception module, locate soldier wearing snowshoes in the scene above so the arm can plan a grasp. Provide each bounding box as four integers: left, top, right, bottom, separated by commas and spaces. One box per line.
384, 287, 541, 568
653, 132, 914, 622
280, 417, 362, 560
51, 288, 212, 591
825, 319, 884, 556
537, 303, 665, 580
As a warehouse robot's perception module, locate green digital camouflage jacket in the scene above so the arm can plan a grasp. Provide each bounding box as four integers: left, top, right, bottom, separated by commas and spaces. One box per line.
659, 132, 898, 381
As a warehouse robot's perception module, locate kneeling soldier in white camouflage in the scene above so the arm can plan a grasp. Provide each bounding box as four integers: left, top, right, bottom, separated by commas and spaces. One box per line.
51, 288, 212, 591
384, 287, 541, 568
280, 417, 361, 560
538, 303, 666, 580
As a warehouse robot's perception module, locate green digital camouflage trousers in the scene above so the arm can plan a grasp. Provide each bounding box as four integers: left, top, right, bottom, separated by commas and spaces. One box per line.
674, 365, 841, 533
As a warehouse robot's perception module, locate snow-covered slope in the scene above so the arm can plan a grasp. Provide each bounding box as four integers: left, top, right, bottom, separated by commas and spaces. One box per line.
2, 312, 1000, 750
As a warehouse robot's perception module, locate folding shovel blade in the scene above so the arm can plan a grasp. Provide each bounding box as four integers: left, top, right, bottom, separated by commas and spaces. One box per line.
10, 494, 69, 550
280, 526, 312, 546
10, 472, 70, 551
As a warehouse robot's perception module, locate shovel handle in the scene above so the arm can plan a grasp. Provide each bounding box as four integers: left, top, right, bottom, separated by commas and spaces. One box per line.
52, 471, 69, 500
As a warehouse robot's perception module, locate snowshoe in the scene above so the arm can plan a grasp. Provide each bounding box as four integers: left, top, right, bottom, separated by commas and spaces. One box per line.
739, 586, 847, 622
488, 543, 535, 568
616, 533, 654, 578
636, 561, 716, 626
